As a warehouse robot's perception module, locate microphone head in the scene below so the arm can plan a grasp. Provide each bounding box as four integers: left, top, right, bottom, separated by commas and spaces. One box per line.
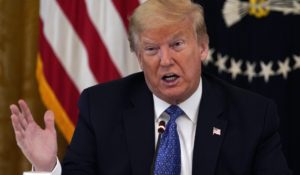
158, 120, 166, 134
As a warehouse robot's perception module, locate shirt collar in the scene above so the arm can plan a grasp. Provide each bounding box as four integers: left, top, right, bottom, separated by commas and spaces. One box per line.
153, 78, 203, 124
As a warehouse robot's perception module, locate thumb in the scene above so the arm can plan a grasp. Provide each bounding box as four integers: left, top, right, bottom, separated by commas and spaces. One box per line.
44, 110, 55, 132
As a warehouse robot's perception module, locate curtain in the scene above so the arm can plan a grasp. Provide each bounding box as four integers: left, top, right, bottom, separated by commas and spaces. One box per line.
0, 1, 67, 174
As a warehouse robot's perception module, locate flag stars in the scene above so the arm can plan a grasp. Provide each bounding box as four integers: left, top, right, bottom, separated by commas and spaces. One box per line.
228, 58, 242, 79
259, 61, 275, 82
293, 55, 300, 70
244, 61, 256, 82
277, 58, 291, 79
202, 48, 299, 81
215, 53, 228, 73
292, 1, 300, 14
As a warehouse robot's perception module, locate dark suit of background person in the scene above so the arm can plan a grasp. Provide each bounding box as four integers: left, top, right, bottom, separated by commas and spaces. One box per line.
61, 71, 290, 175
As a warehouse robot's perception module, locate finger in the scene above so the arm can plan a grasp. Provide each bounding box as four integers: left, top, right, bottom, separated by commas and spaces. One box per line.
10, 104, 28, 130
10, 104, 21, 116
18, 99, 34, 123
11, 114, 25, 135
44, 110, 55, 132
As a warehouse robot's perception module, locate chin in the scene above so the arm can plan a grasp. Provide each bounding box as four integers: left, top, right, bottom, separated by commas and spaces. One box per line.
161, 92, 186, 104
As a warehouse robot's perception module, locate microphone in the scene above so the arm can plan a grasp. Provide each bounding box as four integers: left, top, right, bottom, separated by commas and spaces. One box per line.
158, 120, 166, 134
150, 120, 166, 175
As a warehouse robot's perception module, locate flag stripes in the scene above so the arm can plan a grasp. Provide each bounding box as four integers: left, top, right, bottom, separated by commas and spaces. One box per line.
85, 0, 140, 76
57, 0, 121, 82
39, 26, 80, 125
112, 0, 140, 30
38, 0, 141, 142
40, 0, 98, 92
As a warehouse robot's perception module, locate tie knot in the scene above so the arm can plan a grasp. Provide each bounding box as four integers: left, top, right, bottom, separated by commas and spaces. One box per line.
165, 105, 184, 121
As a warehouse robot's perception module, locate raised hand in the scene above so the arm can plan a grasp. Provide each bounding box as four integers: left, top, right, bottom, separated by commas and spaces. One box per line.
10, 99, 57, 172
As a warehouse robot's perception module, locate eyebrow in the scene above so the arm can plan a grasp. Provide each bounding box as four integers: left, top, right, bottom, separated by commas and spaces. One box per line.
172, 31, 185, 40
141, 40, 157, 45
141, 31, 186, 45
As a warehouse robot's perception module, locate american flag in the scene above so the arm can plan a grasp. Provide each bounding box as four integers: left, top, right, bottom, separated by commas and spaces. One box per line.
213, 127, 221, 136
37, 0, 144, 142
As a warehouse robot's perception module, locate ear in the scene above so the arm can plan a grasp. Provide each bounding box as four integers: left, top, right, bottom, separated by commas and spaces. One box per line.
198, 41, 209, 62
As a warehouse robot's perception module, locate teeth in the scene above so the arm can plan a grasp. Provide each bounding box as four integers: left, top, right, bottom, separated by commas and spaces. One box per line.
165, 76, 177, 81
165, 73, 175, 77
163, 74, 178, 81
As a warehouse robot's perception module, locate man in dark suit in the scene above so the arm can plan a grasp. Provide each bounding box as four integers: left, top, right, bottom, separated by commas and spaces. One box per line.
10, 0, 290, 174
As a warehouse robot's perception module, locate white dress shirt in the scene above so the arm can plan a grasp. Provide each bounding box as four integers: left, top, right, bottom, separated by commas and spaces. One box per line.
25, 79, 202, 175
153, 79, 202, 175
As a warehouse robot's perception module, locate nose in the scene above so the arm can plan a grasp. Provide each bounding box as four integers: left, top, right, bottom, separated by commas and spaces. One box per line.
159, 47, 173, 67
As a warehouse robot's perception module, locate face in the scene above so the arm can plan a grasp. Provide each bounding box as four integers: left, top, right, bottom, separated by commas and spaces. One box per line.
136, 19, 208, 104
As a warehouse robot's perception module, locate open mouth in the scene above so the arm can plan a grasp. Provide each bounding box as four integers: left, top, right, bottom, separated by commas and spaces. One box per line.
162, 73, 179, 82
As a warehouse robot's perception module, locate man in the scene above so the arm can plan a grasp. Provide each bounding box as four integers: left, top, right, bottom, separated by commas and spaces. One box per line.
10, 0, 290, 174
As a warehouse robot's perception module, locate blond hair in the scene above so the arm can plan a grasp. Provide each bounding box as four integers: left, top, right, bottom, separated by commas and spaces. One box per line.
128, 0, 208, 52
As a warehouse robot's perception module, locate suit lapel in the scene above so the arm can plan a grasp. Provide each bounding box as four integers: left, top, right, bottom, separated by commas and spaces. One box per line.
121, 73, 228, 174
192, 74, 228, 175
123, 78, 155, 174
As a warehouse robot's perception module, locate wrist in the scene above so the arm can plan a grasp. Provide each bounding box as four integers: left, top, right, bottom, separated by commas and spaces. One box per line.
33, 157, 57, 172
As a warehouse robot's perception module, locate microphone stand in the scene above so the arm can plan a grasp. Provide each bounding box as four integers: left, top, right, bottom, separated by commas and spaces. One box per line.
150, 120, 165, 175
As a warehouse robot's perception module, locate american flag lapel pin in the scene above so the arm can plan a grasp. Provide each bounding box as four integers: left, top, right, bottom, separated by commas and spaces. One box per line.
213, 127, 221, 136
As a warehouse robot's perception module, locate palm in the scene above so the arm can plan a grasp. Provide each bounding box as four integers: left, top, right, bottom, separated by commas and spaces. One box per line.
10, 100, 57, 171
22, 121, 57, 170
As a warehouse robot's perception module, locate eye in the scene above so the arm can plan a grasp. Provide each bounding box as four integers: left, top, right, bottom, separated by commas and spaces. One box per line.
171, 40, 185, 51
144, 46, 159, 56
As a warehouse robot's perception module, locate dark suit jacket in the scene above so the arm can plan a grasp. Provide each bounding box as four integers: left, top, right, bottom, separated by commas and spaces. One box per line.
62, 72, 290, 175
